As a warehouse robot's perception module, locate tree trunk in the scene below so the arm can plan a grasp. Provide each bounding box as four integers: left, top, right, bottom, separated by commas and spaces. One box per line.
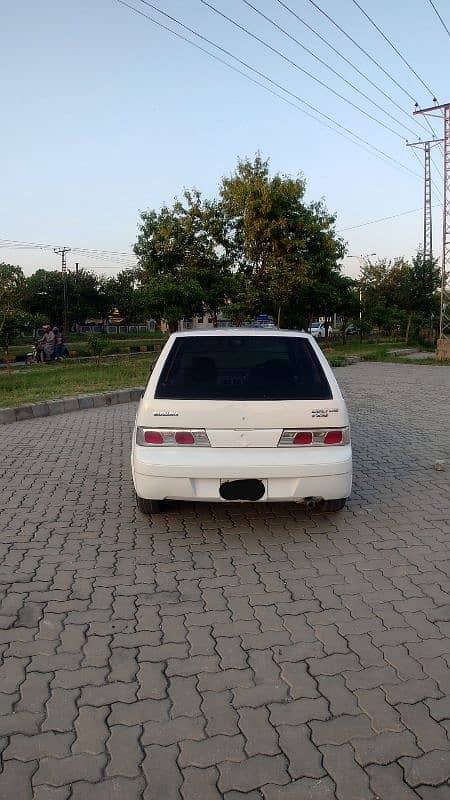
4, 348, 11, 375
405, 313, 412, 344
277, 306, 281, 328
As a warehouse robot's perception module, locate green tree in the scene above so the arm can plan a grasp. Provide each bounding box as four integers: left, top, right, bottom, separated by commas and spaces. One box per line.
134, 191, 231, 330
101, 269, 147, 324
0, 264, 29, 369
216, 156, 345, 326
360, 253, 440, 341
25, 268, 108, 328
86, 333, 106, 366
0, 263, 26, 313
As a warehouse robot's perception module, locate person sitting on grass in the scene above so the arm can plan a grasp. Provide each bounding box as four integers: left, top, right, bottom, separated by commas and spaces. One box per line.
53, 327, 69, 360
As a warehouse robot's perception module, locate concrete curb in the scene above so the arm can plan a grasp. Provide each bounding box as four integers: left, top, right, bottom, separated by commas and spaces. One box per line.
0, 387, 145, 426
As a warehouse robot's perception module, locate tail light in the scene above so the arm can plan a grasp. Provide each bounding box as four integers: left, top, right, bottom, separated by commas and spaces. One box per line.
278, 427, 350, 447
136, 428, 210, 447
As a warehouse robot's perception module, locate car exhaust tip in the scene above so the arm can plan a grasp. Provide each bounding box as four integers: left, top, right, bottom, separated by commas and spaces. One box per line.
304, 497, 321, 510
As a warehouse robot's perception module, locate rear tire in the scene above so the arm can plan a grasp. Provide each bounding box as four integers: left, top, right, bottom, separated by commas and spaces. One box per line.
136, 494, 162, 515
322, 498, 347, 512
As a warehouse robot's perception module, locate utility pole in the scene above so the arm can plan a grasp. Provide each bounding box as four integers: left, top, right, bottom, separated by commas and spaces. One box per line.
406, 138, 443, 263
414, 102, 450, 355
54, 247, 71, 332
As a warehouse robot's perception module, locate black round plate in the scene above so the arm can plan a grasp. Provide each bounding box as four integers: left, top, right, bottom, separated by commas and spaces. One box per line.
219, 479, 266, 501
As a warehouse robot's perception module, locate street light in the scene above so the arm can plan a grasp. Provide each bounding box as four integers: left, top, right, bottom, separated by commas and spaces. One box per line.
347, 254, 376, 320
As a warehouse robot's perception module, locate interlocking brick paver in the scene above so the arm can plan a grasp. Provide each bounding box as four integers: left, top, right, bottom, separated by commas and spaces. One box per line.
269, 697, 329, 726
400, 750, 450, 787
316, 674, 360, 717
238, 707, 279, 756
320, 743, 374, 800
142, 743, 182, 800
33, 787, 71, 800
218, 754, 290, 793
277, 724, 325, 780
72, 706, 109, 754
0, 760, 37, 800
71, 778, 146, 799
262, 777, 336, 800
4, 732, 73, 761
79, 681, 137, 706
367, 764, 419, 800
168, 676, 202, 718
383, 678, 441, 705
397, 701, 449, 750
201, 689, 240, 736
416, 786, 450, 800
1, 363, 450, 798
355, 687, 402, 732
182, 766, 222, 800
198, 667, 253, 692
179, 734, 245, 767
142, 717, 205, 746
137, 661, 167, 700
310, 714, 372, 745
280, 661, 318, 699
109, 697, 169, 725
352, 730, 421, 765
106, 724, 143, 778
33, 754, 105, 786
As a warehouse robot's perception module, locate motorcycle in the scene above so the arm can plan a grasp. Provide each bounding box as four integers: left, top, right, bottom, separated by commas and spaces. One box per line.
26, 341, 44, 365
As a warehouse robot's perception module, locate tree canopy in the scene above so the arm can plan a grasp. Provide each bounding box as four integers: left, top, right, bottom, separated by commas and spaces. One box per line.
3, 156, 440, 344
133, 155, 347, 329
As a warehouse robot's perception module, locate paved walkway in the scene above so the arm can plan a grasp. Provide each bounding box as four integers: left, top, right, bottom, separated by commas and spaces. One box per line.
0, 363, 449, 799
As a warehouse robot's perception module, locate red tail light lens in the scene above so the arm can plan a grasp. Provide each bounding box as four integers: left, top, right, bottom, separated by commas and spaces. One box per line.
136, 428, 210, 447
293, 431, 313, 445
324, 430, 343, 445
278, 427, 350, 447
175, 431, 195, 445
144, 430, 164, 444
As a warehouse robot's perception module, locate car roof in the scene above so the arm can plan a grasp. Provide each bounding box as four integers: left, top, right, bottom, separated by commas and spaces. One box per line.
171, 329, 311, 338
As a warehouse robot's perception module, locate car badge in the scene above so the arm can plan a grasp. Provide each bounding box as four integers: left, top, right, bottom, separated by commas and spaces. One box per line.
311, 408, 338, 418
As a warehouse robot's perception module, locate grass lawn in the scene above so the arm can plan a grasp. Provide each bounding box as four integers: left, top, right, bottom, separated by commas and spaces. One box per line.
321, 339, 412, 356
0, 356, 156, 408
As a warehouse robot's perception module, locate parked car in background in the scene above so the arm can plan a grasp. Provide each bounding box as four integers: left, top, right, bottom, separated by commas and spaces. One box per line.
308, 322, 332, 339
345, 324, 361, 336
132, 329, 352, 514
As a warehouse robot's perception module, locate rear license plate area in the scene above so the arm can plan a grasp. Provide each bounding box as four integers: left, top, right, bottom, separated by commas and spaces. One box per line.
219, 479, 266, 501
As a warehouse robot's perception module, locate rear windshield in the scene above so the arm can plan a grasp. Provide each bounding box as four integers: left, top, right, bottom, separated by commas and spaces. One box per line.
155, 336, 332, 400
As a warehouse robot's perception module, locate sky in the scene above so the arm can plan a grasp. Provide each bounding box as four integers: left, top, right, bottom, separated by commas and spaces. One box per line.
1, 0, 449, 279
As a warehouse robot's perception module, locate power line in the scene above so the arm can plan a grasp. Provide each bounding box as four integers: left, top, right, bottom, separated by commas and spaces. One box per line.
306, 0, 420, 106
239, 0, 422, 141
0, 237, 136, 264
199, 0, 406, 141
111, 0, 393, 168
349, 0, 442, 146
338, 206, 426, 232
124, 0, 420, 179
427, 0, 450, 38
274, 0, 432, 140
350, 0, 437, 99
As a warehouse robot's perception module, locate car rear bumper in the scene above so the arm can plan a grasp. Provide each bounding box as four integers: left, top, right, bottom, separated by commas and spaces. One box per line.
132, 445, 352, 502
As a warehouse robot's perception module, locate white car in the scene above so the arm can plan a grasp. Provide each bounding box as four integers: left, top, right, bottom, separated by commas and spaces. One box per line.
308, 322, 332, 339
132, 329, 352, 513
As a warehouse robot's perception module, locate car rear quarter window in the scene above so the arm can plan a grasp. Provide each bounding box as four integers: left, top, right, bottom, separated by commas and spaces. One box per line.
155, 336, 332, 401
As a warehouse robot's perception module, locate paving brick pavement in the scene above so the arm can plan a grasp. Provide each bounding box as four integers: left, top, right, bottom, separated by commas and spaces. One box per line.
0, 362, 449, 799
